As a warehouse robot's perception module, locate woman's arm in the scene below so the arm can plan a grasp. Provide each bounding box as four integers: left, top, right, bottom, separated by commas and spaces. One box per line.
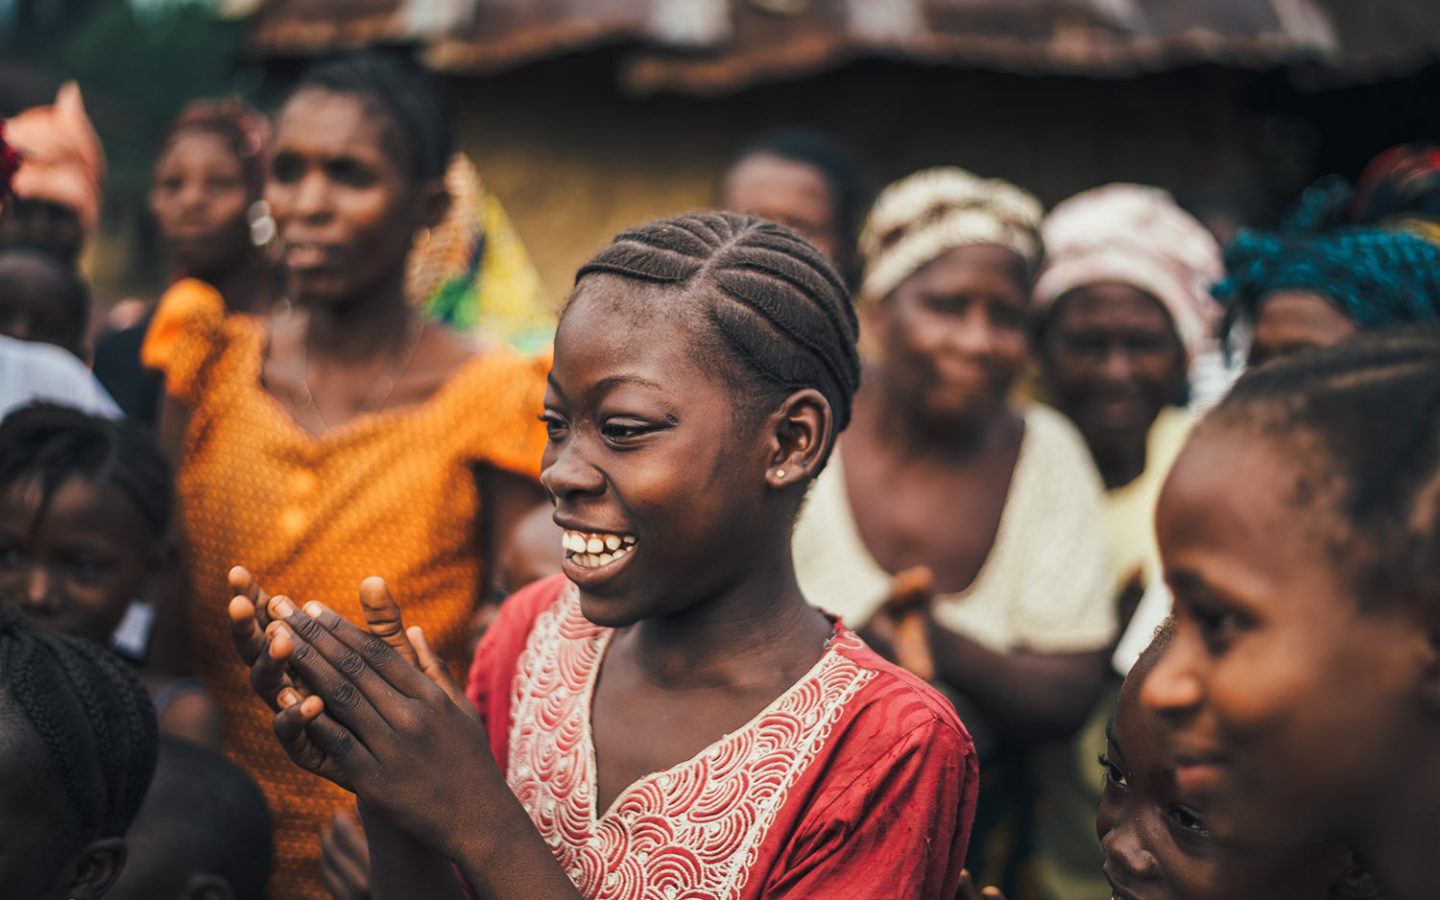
925, 621, 1107, 741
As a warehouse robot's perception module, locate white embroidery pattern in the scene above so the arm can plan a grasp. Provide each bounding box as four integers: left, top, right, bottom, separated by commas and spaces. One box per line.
506, 584, 874, 899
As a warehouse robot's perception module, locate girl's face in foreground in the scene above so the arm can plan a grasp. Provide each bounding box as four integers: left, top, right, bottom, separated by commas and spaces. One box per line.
1097, 651, 1348, 900
1140, 424, 1434, 856
540, 278, 812, 628
0, 476, 157, 644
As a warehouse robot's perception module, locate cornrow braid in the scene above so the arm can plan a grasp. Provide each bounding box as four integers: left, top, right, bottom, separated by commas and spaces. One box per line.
291, 50, 453, 185
575, 212, 860, 434
1207, 327, 1440, 610
0, 402, 172, 539
0, 600, 158, 849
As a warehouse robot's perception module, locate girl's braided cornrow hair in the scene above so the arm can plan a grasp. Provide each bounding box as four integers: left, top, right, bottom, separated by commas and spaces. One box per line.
1207, 326, 1440, 609
0, 402, 172, 539
574, 212, 861, 434
0, 600, 158, 847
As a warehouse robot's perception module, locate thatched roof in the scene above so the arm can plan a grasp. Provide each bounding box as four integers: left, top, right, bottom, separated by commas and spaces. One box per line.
230, 0, 1440, 94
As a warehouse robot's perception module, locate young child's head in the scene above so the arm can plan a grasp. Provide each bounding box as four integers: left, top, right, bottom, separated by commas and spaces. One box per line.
107, 736, 272, 900
0, 600, 158, 899
1140, 328, 1440, 870
544, 211, 859, 626
1098, 620, 1379, 899
0, 247, 90, 357
0, 403, 173, 645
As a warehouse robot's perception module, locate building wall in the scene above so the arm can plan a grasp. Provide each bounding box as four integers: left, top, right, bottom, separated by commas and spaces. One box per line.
453, 55, 1303, 307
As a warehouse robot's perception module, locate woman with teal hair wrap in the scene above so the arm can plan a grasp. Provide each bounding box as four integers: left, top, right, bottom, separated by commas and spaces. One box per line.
1216, 174, 1440, 367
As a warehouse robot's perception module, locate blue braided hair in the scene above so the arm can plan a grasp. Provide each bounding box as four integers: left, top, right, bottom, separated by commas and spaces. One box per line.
1216, 175, 1440, 335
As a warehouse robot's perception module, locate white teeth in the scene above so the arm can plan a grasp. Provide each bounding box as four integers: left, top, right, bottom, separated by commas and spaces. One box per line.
562, 530, 638, 567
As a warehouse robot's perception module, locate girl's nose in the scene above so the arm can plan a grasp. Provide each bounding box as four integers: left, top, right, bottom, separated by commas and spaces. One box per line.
1100, 818, 1160, 881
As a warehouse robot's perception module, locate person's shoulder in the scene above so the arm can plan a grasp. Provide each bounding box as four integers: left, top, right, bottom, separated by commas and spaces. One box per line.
1023, 402, 1093, 459
0, 334, 120, 419
833, 634, 972, 748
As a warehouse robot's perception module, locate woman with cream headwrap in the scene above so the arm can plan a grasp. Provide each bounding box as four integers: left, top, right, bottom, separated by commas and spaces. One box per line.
792, 167, 1114, 887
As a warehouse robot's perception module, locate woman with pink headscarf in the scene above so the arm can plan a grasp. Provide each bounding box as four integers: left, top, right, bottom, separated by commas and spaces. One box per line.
1031, 183, 1223, 900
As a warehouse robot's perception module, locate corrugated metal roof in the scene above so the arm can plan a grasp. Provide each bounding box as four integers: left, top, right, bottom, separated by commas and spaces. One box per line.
234, 0, 1440, 92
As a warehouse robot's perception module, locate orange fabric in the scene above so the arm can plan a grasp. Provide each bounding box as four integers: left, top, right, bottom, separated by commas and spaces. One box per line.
144, 287, 548, 898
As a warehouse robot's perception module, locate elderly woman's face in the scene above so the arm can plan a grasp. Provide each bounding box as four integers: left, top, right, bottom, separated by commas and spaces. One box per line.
875, 244, 1030, 428
1041, 282, 1185, 464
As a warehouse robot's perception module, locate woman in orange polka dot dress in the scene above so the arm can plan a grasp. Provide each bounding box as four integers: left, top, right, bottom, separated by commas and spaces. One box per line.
144, 54, 549, 898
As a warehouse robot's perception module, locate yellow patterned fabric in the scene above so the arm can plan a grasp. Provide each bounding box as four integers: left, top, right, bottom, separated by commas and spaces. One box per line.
143, 280, 548, 898
407, 153, 554, 355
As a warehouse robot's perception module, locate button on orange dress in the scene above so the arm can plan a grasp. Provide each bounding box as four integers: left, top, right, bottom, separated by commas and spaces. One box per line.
144, 279, 549, 898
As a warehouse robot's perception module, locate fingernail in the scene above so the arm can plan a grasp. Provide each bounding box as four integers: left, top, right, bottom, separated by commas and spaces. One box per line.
278, 689, 298, 708
271, 596, 295, 617
304, 601, 324, 618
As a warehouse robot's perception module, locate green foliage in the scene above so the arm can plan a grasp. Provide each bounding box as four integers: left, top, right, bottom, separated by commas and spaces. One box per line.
54, 0, 256, 201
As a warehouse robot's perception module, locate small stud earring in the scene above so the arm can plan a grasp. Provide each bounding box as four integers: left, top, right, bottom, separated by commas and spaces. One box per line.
776, 469, 787, 478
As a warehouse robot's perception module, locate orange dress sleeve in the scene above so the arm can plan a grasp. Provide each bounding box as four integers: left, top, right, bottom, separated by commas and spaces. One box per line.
140, 278, 227, 406
462, 349, 550, 480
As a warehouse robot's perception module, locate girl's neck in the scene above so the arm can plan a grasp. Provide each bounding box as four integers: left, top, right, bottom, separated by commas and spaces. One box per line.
625, 546, 831, 692
302, 273, 414, 363
1360, 765, 1440, 900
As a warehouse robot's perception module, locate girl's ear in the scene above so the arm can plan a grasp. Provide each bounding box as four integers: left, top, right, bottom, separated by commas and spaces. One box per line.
67, 837, 125, 900
763, 388, 833, 491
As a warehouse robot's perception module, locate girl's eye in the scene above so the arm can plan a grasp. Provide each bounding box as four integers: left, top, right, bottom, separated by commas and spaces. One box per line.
67, 558, 109, 582
1098, 754, 1128, 789
1169, 804, 1211, 837
1188, 601, 1246, 652
540, 414, 568, 441
601, 421, 653, 442
271, 154, 303, 183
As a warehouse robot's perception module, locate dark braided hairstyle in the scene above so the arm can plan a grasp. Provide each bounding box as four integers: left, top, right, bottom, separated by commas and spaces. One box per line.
1204, 326, 1440, 610
726, 127, 865, 288
574, 212, 861, 445
289, 50, 453, 185
0, 402, 172, 540
0, 600, 158, 848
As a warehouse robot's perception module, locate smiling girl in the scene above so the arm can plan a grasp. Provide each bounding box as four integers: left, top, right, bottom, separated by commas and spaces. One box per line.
231, 211, 979, 898
1142, 329, 1440, 900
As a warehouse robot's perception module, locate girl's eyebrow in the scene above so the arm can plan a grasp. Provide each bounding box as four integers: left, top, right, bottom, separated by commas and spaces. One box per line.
1104, 720, 1126, 764
595, 374, 662, 392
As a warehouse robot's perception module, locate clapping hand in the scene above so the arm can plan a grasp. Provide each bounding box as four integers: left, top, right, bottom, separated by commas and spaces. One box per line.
234, 580, 500, 857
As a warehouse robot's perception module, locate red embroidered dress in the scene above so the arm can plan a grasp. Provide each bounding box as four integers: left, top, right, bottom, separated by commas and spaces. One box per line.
466, 575, 979, 899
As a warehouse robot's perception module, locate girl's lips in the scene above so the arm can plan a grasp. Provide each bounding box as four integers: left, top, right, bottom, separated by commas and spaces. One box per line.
559, 527, 639, 587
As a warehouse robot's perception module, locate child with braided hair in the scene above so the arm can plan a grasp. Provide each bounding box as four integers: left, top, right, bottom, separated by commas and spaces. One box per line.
227, 211, 979, 898
1141, 328, 1440, 900
0, 599, 158, 899
0, 402, 222, 747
